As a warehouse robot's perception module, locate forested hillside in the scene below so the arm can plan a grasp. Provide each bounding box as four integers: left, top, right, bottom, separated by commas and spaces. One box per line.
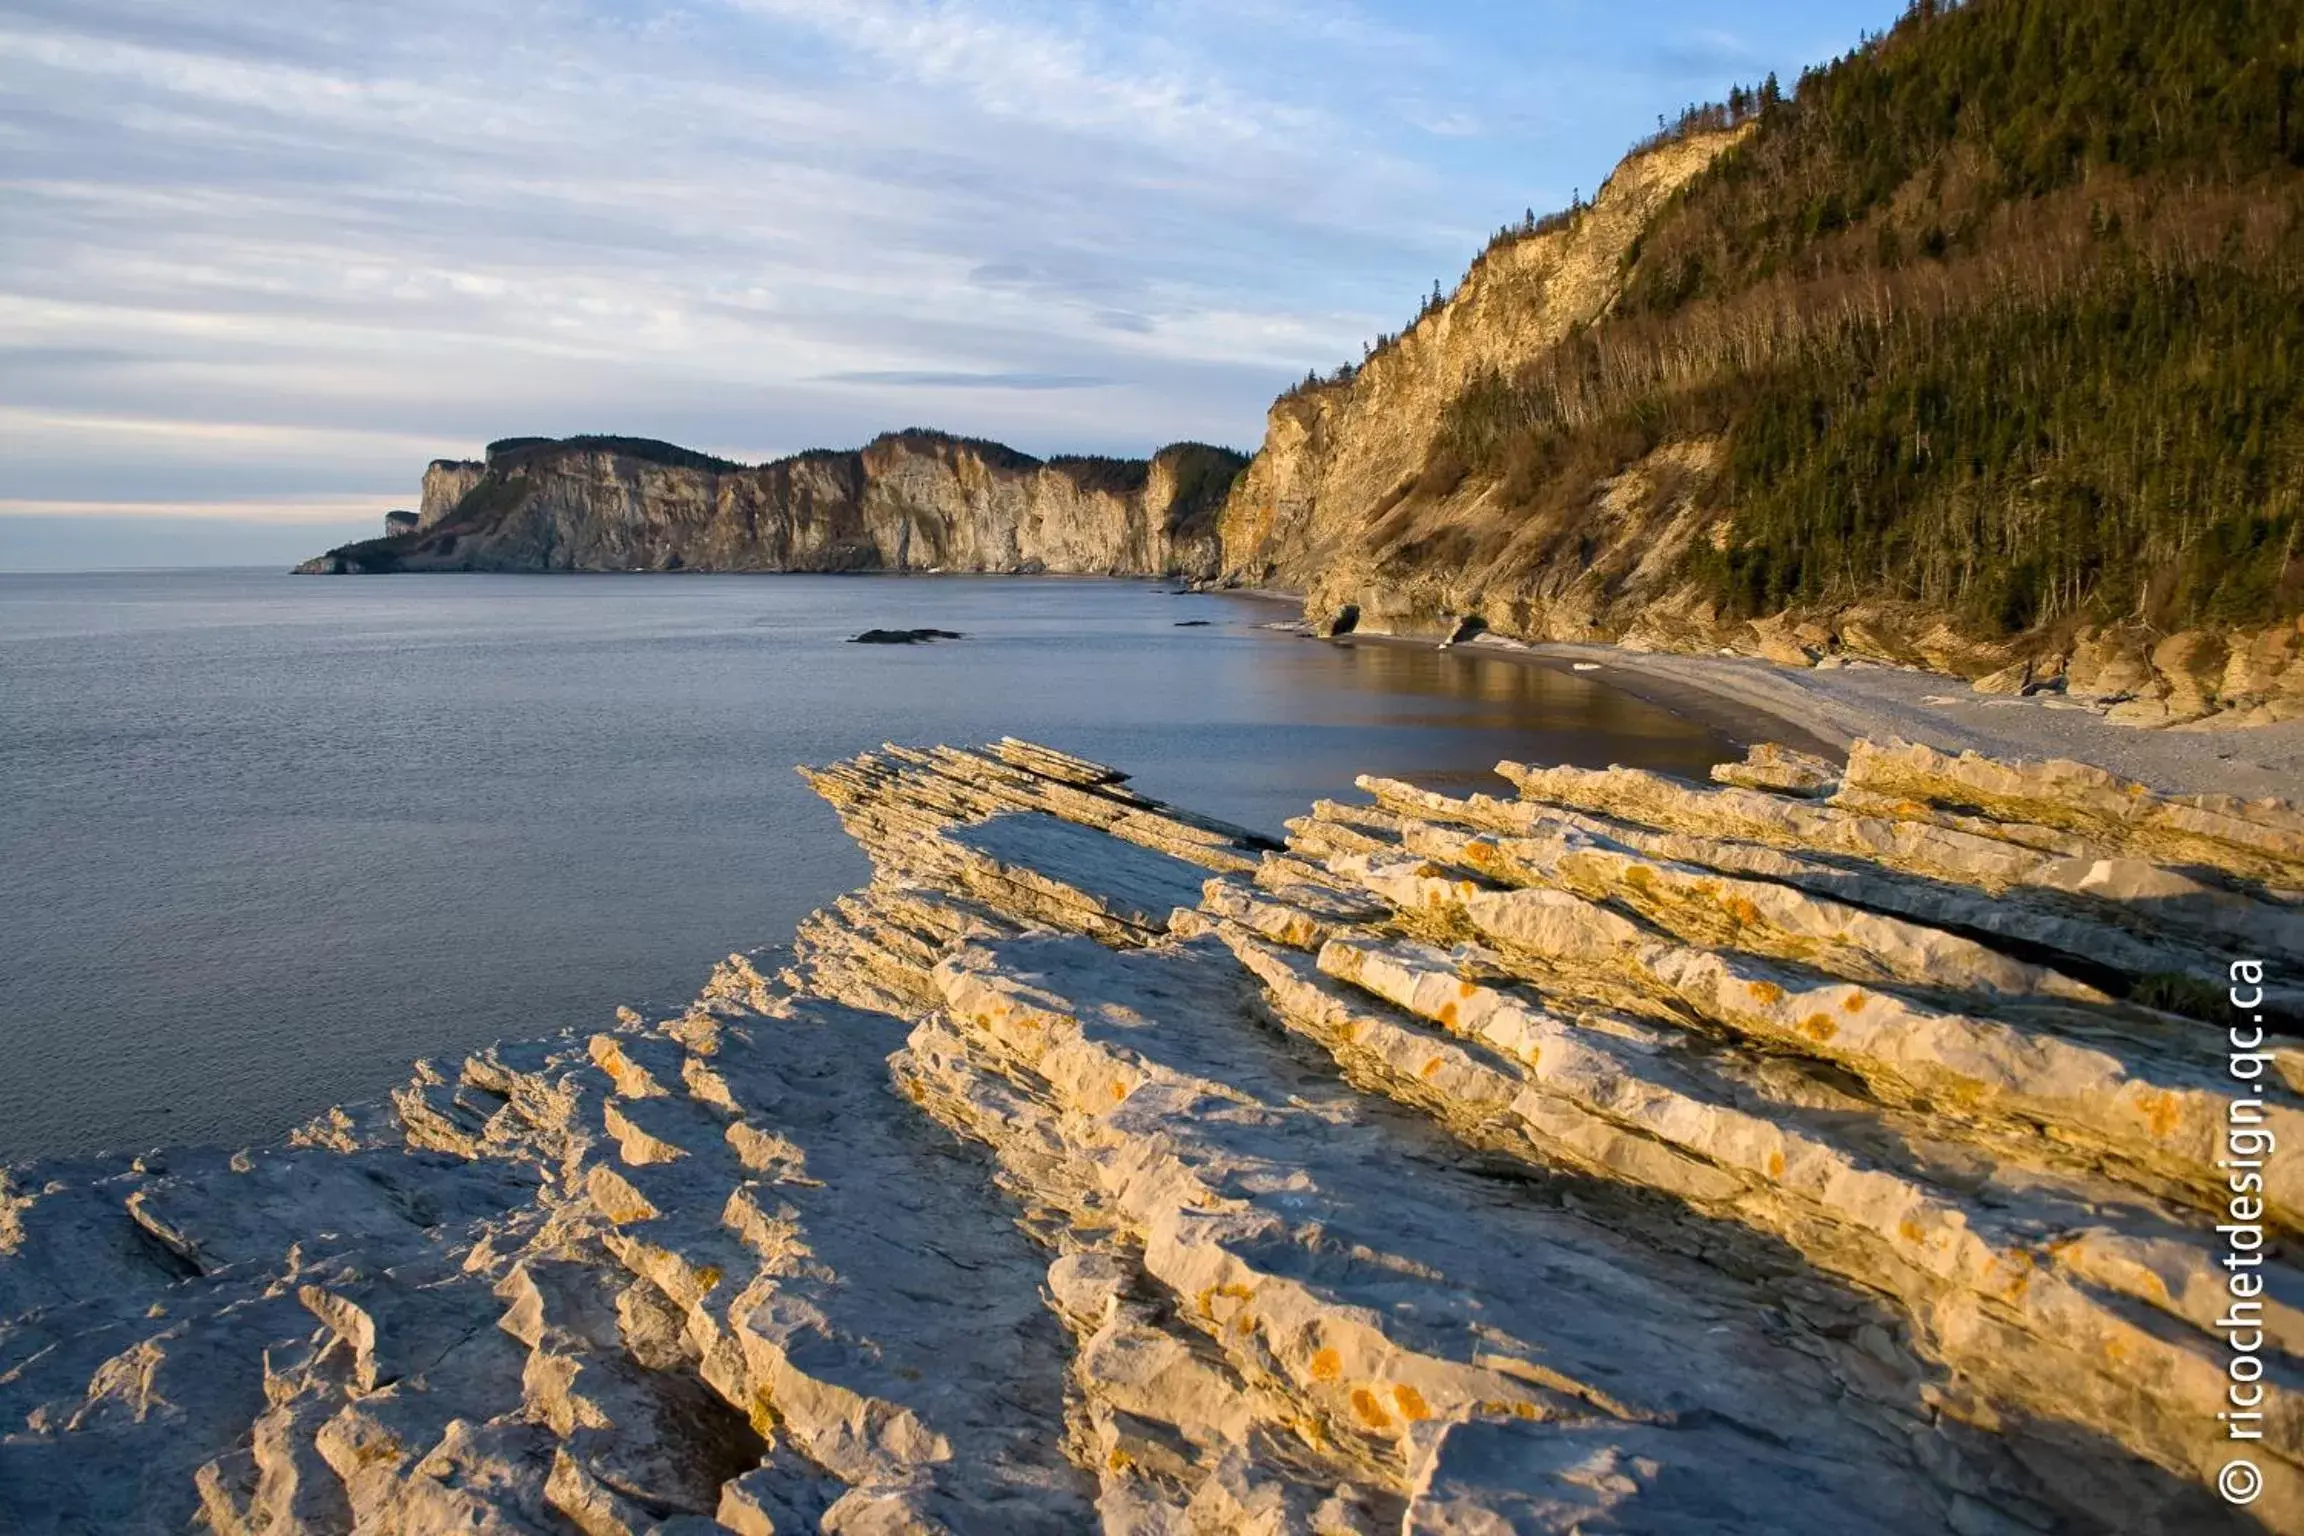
1219, 0, 2304, 723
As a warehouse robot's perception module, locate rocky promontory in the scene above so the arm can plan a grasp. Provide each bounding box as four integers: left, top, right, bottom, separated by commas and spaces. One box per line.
296, 434, 1247, 579
5, 734, 2301, 1532
1204, 0, 2304, 728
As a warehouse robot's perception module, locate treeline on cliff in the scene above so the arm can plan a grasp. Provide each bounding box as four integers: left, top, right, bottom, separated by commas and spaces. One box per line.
485, 435, 746, 473
1428, 0, 2304, 636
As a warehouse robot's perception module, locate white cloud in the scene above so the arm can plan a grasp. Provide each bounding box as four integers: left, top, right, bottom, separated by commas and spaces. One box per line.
719, 0, 1319, 152
0, 495, 401, 525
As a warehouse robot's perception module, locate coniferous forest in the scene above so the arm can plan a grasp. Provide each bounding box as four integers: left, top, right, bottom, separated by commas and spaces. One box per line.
1431, 0, 2304, 637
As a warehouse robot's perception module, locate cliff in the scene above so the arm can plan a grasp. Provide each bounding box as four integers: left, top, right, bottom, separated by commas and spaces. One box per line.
299, 433, 1247, 579
5, 733, 2301, 1532
1213, 0, 2304, 727
1216, 127, 1746, 603
417, 460, 484, 530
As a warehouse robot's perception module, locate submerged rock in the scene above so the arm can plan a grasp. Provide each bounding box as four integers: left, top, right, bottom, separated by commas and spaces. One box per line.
3, 735, 2299, 1533
847, 627, 963, 645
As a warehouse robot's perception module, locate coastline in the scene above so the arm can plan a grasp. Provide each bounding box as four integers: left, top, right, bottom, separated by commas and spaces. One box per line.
11, 731, 2299, 1531
1217, 591, 2304, 799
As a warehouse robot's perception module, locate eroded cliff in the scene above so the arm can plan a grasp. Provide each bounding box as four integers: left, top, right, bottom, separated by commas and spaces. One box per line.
1211, 0, 2304, 728
1215, 128, 1746, 605
301, 433, 1246, 579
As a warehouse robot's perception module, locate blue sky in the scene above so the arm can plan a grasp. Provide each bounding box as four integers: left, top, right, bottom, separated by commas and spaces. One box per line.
0, 0, 1891, 568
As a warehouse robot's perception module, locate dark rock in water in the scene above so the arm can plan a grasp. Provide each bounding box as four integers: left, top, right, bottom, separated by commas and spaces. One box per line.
850, 628, 964, 645
1173, 620, 1212, 627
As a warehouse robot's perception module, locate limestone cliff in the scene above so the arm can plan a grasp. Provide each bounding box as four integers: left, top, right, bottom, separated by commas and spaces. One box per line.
1216, 128, 1746, 607
1211, 0, 2304, 728
1211, 120, 2304, 728
300, 433, 1246, 579
418, 460, 484, 530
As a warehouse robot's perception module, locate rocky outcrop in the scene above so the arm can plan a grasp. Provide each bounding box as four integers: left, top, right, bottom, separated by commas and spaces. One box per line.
5, 735, 2300, 1532
419, 463, 485, 531
297, 435, 1247, 579
1203, 128, 2304, 728
1214, 131, 1746, 619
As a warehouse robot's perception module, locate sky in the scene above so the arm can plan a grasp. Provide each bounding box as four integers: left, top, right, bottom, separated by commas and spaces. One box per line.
0, 0, 1891, 569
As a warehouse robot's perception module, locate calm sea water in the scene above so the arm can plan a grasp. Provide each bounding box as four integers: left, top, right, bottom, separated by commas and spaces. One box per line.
0, 570, 1728, 1160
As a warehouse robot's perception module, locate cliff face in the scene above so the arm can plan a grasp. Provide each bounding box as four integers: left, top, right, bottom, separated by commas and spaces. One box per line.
418, 460, 484, 530
1216, 128, 1745, 605
301, 434, 1246, 579
1212, 0, 2304, 728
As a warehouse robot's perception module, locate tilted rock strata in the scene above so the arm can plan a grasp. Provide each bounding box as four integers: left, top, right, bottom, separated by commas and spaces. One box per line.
299, 435, 1247, 578
1202, 134, 2304, 725
3, 736, 2299, 1532
1213, 129, 1749, 604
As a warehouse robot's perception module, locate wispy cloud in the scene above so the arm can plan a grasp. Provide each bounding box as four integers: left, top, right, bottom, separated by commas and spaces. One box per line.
0, 495, 402, 524
724, 0, 1321, 151
814, 370, 1117, 390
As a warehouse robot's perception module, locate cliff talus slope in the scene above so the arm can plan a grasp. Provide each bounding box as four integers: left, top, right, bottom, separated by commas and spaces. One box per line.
303, 433, 1246, 579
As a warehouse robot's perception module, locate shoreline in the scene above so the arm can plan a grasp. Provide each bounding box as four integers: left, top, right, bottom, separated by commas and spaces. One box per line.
10, 731, 2297, 1530
1482, 638, 2304, 799
1212, 593, 2304, 799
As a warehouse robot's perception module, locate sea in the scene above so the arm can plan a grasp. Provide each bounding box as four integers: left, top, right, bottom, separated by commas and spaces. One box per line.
0, 570, 1729, 1161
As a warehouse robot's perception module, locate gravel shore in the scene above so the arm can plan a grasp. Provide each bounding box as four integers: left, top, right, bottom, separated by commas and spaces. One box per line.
1474, 637, 2304, 799
1210, 588, 2301, 798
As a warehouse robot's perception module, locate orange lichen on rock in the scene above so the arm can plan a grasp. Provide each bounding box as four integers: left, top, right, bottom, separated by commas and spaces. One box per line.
1348, 1388, 1392, 1431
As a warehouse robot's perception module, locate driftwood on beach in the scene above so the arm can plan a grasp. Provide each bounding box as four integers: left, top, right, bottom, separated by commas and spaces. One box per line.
3, 736, 2301, 1534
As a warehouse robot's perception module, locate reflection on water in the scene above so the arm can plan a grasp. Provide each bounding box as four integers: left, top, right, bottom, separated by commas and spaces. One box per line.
1288, 639, 1702, 733
0, 572, 1728, 1158
1188, 619, 1725, 798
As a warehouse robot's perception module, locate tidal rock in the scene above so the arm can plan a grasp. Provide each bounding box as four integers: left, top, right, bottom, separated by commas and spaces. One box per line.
4, 734, 2299, 1533
1707, 741, 1841, 796
847, 628, 963, 645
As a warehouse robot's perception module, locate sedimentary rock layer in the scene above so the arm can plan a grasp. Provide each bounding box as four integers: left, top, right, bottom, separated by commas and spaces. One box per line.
1202, 124, 2304, 728
4, 736, 2299, 1532
298, 434, 1247, 578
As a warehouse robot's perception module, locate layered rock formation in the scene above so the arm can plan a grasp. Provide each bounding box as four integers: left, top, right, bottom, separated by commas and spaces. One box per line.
1213, 130, 1745, 623
6, 734, 2300, 1532
1200, 0, 2304, 728
298, 435, 1246, 579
